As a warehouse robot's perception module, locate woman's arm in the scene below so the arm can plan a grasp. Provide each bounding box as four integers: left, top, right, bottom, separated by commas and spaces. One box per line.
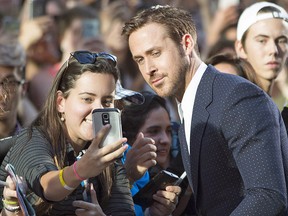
40, 126, 128, 201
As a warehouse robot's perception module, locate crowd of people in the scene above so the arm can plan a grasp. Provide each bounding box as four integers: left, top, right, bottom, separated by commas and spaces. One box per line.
0, 0, 287, 215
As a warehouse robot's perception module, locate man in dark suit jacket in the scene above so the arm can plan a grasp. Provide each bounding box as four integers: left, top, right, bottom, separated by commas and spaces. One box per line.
123, 5, 288, 215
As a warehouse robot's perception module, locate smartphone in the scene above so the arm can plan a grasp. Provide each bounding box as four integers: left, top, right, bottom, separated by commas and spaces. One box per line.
82, 19, 100, 39
5, 164, 36, 216
92, 108, 122, 148
133, 170, 179, 208
30, 0, 47, 19
218, 0, 239, 9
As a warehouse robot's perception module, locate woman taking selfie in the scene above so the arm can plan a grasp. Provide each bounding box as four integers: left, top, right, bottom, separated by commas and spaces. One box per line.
0, 51, 135, 215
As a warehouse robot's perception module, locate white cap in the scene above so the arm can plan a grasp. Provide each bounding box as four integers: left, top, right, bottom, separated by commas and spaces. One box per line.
237, 2, 288, 40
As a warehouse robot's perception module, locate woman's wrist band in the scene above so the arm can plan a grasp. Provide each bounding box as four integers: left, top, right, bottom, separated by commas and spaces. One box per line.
4, 205, 21, 213
2, 199, 19, 206
2, 199, 21, 212
59, 168, 75, 191
73, 161, 85, 181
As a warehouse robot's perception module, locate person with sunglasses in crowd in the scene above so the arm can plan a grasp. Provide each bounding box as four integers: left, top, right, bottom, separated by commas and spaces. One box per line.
0, 51, 137, 215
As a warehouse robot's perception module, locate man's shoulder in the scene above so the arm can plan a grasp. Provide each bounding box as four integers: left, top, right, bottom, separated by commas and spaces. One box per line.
204, 65, 261, 92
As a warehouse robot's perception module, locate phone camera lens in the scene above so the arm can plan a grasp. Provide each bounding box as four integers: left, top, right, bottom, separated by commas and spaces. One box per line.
102, 113, 110, 125
103, 113, 109, 119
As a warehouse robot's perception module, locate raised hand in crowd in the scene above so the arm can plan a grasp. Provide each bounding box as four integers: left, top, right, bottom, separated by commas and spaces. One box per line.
124, 133, 156, 183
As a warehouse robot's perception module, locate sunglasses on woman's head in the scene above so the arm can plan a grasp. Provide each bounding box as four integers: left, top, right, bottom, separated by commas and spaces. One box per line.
70, 51, 117, 66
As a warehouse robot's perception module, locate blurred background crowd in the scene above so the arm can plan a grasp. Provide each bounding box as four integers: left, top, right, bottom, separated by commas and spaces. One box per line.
0, 0, 287, 130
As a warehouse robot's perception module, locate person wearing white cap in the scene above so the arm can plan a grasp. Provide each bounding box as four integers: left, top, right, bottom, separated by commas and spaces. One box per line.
235, 1, 288, 95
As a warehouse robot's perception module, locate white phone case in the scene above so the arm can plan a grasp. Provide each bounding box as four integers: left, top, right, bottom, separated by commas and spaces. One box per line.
92, 108, 122, 148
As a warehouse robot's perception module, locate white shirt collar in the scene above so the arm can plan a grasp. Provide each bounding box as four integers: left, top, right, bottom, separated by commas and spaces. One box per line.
177, 62, 207, 153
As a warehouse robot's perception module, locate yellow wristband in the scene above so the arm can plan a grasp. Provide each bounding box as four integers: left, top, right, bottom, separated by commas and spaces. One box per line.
59, 168, 75, 191
2, 199, 18, 206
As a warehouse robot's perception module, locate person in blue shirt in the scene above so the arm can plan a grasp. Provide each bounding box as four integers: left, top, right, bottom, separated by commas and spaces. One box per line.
122, 91, 189, 216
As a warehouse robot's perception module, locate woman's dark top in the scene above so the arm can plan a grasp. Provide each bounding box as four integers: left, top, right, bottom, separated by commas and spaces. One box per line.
0, 128, 135, 215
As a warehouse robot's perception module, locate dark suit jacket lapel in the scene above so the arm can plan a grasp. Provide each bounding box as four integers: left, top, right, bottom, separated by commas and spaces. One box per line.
178, 123, 193, 188
190, 65, 215, 199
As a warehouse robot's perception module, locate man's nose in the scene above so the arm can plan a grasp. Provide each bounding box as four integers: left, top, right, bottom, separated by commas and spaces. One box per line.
144, 59, 156, 76
268, 41, 279, 56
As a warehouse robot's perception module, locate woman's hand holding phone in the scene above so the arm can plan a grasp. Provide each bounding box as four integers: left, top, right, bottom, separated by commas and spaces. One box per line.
76, 124, 128, 180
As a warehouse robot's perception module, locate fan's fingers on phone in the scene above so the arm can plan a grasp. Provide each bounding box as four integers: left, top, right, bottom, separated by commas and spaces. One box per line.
90, 184, 98, 205
3, 178, 17, 199
90, 124, 111, 149
153, 191, 178, 210
156, 188, 179, 204
165, 185, 182, 195
102, 142, 128, 161
151, 194, 177, 213
5, 176, 15, 189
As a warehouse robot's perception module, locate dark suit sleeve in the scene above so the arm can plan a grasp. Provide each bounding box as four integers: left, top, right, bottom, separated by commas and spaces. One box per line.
221, 82, 287, 215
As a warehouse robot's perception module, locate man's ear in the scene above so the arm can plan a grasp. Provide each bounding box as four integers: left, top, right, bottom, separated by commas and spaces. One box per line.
181, 34, 195, 55
56, 90, 65, 112
234, 40, 248, 59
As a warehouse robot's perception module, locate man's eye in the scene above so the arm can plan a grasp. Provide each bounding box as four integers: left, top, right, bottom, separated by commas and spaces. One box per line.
152, 51, 160, 57
257, 39, 266, 44
135, 58, 144, 65
278, 38, 288, 44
